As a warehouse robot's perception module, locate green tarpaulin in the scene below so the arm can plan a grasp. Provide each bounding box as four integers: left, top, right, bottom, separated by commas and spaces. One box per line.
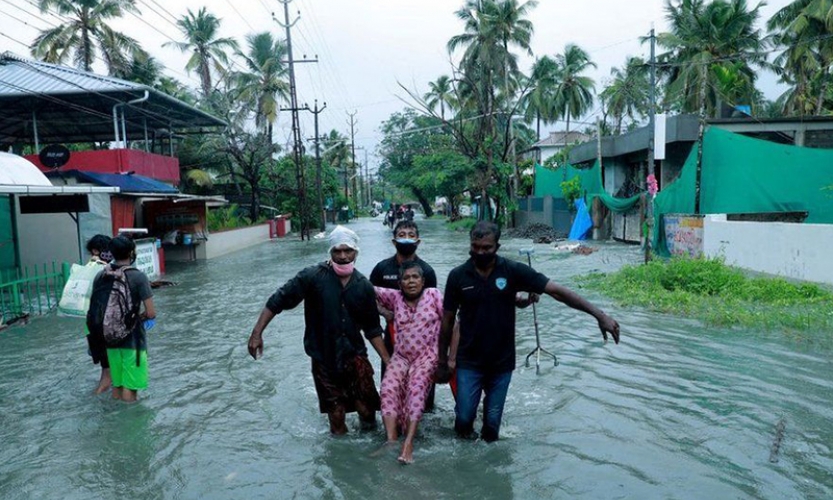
653, 127, 833, 256
533, 161, 641, 212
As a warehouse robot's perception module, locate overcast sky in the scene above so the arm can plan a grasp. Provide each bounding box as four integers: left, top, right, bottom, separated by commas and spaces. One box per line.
1, 0, 792, 172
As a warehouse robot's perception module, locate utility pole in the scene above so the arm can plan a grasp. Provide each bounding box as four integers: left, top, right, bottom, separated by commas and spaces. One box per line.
348, 111, 358, 211
308, 100, 327, 232
645, 26, 657, 263
275, 0, 316, 241
355, 146, 370, 206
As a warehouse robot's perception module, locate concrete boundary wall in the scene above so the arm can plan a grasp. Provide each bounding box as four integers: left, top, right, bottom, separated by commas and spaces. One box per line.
203, 223, 270, 260
703, 214, 833, 285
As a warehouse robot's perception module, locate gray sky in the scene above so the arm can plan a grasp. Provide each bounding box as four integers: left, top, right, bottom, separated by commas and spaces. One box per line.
0, 0, 792, 172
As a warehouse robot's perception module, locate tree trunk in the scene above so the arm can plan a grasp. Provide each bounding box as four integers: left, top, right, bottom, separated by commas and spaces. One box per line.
410, 187, 434, 218
816, 70, 829, 116
563, 113, 571, 181
249, 184, 260, 221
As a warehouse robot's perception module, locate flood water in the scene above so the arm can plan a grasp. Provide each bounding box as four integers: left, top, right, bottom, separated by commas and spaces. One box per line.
1, 217, 832, 499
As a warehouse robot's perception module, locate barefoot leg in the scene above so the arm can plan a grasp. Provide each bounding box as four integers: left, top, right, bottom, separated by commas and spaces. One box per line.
382, 414, 399, 443
327, 406, 348, 435
94, 368, 112, 394
398, 419, 419, 464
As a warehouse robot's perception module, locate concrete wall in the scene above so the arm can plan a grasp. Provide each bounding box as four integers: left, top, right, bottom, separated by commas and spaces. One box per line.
203, 223, 270, 260
703, 214, 833, 285
514, 196, 572, 236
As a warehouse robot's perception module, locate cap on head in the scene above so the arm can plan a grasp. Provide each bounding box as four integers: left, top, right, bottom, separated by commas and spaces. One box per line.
328, 225, 360, 254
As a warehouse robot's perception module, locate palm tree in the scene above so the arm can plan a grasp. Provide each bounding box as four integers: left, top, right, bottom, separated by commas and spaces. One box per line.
601, 57, 650, 134
522, 55, 559, 140
31, 0, 143, 74
424, 75, 456, 120
234, 32, 290, 143
553, 44, 596, 152
447, 0, 538, 220
769, 0, 833, 115
657, 0, 766, 117
165, 7, 239, 98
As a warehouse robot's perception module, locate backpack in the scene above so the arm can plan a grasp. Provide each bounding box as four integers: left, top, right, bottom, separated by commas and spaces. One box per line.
86, 266, 140, 347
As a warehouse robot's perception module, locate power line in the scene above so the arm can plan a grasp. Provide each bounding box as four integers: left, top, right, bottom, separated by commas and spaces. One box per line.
225, 0, 254, 31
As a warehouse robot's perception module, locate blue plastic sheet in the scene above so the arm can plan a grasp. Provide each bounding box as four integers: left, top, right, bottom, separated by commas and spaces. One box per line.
568, 198, 593, 240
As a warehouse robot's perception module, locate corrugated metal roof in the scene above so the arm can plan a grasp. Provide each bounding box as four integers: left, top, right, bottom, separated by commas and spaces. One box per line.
0, 52, 226, 143
0, 52, 137, 96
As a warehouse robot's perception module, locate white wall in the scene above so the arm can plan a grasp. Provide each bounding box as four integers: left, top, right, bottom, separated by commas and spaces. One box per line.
703, 214, 833, 285
203, 223, 270, 260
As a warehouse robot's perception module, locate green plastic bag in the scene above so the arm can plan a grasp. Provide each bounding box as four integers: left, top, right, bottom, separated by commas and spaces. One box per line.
58, 263, 103, 318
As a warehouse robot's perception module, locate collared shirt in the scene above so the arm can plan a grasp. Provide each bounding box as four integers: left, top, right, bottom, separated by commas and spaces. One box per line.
369, 255, 438, 290
266, 262, 383, 372
443, 255, 549, 373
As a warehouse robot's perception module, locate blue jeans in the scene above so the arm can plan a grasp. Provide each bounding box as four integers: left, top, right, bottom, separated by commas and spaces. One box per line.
454, 368, 513, 442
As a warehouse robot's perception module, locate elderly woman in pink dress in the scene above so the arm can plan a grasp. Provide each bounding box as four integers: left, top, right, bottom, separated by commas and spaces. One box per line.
374, 261, 443, 464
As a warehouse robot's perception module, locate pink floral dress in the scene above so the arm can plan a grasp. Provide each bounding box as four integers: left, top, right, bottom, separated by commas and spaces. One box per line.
374, 287, 444, 422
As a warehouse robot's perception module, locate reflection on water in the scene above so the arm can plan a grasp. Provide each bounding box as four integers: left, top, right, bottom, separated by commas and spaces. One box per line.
1, 217, 832, 499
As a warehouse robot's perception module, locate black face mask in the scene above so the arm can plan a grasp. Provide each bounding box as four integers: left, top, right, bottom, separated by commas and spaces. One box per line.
469, 250, 496, 269
394, 239, 418, 257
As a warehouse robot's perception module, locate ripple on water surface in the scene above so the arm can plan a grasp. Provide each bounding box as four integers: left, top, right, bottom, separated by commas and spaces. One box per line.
1, 217, 832, 499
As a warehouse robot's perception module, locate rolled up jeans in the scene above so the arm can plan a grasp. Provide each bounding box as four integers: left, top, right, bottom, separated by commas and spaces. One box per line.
454, 367, 512, 442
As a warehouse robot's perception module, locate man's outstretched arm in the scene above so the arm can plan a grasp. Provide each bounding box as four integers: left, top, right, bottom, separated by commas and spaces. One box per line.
543, 281, 621, 344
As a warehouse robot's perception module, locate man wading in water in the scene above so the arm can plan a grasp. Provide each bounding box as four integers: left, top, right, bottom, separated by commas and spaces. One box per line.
247, 226, 391, 434
436, 221, 620, 442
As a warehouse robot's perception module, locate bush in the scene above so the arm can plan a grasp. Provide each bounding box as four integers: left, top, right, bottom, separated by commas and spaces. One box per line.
579, 257, 833, 333
207, 204, 253, 232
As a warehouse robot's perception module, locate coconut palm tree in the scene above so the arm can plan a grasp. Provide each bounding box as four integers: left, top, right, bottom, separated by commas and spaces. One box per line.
424, 75, 456, 120
31, 0, 143, 74
769, 0, 833, 115
234, 32, 289, 143
522, 55, 559, 140
165, 7, 238, 98
601, 56, 650, 134
657, 0, 766, 117
553, 43, 596, 147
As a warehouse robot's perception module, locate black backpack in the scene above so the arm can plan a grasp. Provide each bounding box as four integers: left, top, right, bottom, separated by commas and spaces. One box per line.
87, 266, 142, 365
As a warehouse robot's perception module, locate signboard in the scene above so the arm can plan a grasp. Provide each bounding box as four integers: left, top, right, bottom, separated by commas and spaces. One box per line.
38, 145, 71, 169
134, 238, 160, 280
19, 194, 89, 214
654, 113, 667, 160
664, 214, 704, 258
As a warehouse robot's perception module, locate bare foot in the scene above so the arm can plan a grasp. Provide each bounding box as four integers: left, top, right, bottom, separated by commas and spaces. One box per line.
371, 441, 398, 458
398, 442, 414, 464
94, 370, 111, 394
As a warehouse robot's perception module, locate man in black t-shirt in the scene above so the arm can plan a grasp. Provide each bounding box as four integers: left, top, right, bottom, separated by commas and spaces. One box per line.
370, 220, 439, 410
437, 221, 620, 442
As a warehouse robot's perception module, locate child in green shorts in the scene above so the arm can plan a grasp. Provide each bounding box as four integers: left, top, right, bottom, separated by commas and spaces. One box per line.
93, 236, 156, 402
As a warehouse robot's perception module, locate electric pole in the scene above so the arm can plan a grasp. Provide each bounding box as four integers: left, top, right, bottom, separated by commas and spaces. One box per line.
348, 111, 358, 211
308, 100, 327, 232
275, 0, 316, 241
645, 26, 657, 263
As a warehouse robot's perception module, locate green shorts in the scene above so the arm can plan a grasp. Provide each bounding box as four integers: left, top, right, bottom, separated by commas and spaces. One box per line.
107, 348, 148, 391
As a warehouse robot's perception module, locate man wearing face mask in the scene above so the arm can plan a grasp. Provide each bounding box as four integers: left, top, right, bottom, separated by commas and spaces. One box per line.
370, 220, 439, 409
437, 221, 620, 442
247, 225, 391, 435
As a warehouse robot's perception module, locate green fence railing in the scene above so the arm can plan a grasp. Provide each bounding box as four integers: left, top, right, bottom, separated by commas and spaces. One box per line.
0, 262, 71, 324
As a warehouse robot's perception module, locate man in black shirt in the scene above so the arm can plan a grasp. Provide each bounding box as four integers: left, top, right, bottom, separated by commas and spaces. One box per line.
370, 220, 439, 410
437, 221, 620, 442
248, 226, 391, 435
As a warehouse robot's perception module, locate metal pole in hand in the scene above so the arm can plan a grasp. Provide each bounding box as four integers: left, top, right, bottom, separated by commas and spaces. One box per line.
519, 248, 558, 374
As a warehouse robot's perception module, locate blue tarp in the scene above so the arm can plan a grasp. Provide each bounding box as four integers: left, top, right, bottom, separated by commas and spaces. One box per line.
568, 198, 592, 240
48, 170, 178, 194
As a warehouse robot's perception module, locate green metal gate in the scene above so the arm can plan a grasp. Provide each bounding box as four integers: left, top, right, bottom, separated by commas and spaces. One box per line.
0, 262, 70, 325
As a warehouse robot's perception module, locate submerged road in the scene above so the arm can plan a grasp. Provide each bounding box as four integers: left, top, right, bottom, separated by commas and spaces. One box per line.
1, 217, 831, 499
